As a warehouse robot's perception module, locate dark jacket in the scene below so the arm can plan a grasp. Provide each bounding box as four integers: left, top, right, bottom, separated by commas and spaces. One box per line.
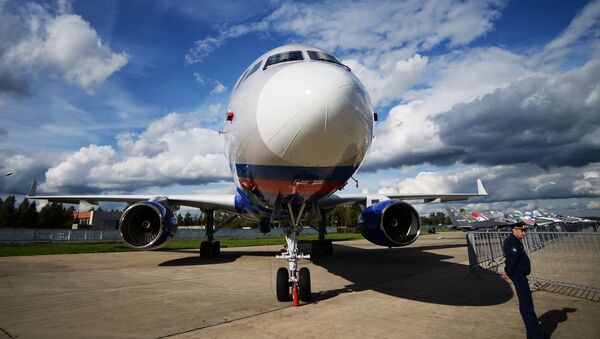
503, 233, 531, 277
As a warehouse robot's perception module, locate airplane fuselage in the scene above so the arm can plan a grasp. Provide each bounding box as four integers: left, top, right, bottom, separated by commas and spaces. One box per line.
224, 45, 374, 214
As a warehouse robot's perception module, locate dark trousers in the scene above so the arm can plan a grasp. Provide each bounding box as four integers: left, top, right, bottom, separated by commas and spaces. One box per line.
512, 274, 545, 339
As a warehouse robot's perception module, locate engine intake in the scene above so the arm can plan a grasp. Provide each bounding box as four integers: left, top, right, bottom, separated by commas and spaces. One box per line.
119, 201, 177, 250
357, 200, 420, 247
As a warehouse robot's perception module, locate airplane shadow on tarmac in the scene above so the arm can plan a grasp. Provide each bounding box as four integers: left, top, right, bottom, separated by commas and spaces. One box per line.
309, 243, 513, 306
158, 243, 513, 307
158, 250, 278, 266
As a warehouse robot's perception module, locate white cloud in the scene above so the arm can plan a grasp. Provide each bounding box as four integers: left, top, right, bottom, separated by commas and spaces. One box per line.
38, 112, 229, 193
587, 200, 600, 209
374, 163, 600, 202
345, 54, 428, 107
210, 81, 227, 95
2, 2, 127, 91
540, 0, 600, 65
185, 0, 504, 78
363, 47, 528, 170
264, 0, 503, 56
185, 21, 268, 64
432, 58, 600, 169
0, 150, 59, 194
193, 72, 207, 85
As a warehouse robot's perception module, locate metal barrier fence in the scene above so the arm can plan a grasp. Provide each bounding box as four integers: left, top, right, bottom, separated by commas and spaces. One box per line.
0, 228, 122, 243
0, 226, 337, 244
466, 230, 600, 300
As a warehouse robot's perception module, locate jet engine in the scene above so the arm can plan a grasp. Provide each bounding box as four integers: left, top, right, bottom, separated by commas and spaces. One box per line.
119, 201, 178, 250
357, 200, 420, 247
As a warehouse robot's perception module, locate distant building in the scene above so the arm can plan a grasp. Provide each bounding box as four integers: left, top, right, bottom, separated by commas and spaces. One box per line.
72, 211, 121, 230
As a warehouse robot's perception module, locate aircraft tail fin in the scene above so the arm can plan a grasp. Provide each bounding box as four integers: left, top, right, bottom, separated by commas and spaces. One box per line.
476, 179, 488, 195
446, 206, 470, 226
27, 180, 37, 197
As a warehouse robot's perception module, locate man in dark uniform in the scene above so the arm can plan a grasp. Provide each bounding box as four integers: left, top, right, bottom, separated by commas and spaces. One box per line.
502, 223, 545, 338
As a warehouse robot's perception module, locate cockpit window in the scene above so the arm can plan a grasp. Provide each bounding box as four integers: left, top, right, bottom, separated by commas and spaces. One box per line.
243, 60, 262, 81
263, 51, 304, 69
235, 60, 262, 90
308, 51, 342, 65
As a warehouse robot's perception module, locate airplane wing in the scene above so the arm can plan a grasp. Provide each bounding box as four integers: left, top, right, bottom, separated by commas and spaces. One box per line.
26, 181, 238, 212
320, 179, 488, 209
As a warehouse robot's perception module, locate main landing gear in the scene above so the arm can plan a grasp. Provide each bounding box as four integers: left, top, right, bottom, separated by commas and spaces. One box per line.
200, 210, 220, 257
311, 212, 333, 256
276, 203, 312, 306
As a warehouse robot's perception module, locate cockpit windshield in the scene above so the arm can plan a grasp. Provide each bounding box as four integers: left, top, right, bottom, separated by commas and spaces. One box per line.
264, 51, 304, 69
307, 51, 342, 65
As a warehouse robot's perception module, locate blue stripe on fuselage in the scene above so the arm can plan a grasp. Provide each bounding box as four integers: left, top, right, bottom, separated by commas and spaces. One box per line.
235, 164, 357, 180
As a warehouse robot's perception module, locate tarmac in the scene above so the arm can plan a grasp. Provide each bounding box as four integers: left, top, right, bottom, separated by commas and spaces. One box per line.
0, 232, 598, 338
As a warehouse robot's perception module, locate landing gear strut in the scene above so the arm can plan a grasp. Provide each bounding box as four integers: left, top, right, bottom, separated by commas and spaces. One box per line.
311, 209, 333, 256
200, 210, 220, 257
276, 203, 311, 305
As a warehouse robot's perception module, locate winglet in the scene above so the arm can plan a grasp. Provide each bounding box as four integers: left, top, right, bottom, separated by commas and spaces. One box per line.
477, 179, 488, 196
27, 180, 37, 196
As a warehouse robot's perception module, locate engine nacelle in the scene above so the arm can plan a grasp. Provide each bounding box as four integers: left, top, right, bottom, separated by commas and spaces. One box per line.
119, 201, 178, 250
357, 200, 420, 247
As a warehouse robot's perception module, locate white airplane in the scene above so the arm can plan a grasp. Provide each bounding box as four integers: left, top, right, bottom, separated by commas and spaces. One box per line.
28, 44, 487, 305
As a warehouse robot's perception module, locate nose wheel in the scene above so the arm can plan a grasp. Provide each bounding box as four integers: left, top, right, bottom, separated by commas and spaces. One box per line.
276, 267, 311, 304
298, 267, 311, 301
276, 267, 291, 301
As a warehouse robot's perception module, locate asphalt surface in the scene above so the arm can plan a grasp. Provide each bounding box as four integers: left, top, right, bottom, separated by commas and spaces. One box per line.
0, 232, 598, 338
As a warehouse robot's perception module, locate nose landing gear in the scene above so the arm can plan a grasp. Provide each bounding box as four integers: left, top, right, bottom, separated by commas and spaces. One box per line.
275, 203, 312, 306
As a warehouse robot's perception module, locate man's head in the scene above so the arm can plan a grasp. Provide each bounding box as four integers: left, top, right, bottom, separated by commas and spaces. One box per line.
511, 223, 527, 239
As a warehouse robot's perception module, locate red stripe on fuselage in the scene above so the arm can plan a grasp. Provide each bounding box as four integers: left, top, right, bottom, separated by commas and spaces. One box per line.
239, 178, 345, 197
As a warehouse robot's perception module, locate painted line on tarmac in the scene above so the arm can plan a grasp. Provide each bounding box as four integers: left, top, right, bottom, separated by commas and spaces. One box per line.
157, 305, 291, 338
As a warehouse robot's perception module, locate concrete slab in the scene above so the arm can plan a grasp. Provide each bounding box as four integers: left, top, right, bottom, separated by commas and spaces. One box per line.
0, 233, 598, 338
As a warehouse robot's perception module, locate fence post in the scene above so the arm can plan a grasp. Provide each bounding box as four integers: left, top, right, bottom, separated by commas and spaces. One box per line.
464, 232, 483, 280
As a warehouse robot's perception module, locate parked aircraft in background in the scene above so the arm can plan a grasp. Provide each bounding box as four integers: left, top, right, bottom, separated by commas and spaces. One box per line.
446, 206, 510, 231
448, 207, 597, 232
28, 44, 487, 305
513, 210, 563, 226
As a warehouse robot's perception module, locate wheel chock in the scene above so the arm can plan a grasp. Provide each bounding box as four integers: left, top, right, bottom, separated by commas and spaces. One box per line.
292, 283, 300, 307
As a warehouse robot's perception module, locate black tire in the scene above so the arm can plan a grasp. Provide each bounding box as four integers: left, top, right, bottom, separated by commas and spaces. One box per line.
212, 241, 221, 256
298, 267, 311, 302
276, 267, 291, 301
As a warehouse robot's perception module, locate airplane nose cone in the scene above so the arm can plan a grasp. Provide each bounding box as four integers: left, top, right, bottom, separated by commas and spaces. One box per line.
256, 62, 373, 167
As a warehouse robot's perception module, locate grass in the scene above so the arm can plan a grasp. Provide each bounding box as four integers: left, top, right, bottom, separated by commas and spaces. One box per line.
0, 242, 133, 257
0, 233, 364, 257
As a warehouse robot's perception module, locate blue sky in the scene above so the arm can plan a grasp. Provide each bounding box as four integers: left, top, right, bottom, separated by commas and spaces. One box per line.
0, 0, 599, 216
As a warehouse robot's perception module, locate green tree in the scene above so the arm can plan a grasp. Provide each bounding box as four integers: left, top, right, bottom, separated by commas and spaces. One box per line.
39, 202, 75, 228
420, 212, 451, 226
326, 205, 358, 227
16, 198, 38, 228
0, 196, 17, 227
183, 212, 195, 226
